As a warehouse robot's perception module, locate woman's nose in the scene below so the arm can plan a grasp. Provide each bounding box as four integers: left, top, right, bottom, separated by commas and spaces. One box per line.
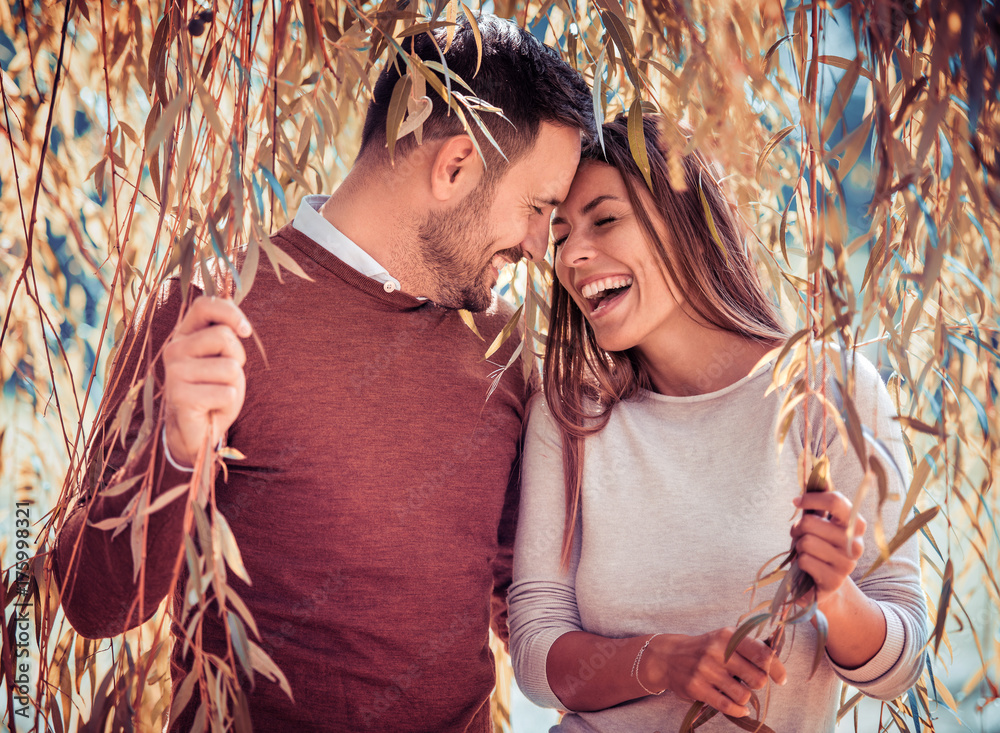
558, 234, 595, 268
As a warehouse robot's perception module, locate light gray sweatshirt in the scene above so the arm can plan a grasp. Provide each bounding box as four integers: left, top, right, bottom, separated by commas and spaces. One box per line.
509, 354, 927, 732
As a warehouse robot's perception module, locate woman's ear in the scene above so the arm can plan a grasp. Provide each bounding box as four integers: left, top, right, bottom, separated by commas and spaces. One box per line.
429, 134, 484, 202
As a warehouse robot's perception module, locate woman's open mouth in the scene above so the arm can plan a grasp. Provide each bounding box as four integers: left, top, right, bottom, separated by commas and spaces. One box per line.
580, 275, 633, 316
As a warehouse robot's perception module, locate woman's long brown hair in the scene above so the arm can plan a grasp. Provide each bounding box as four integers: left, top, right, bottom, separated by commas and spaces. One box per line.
543, 113, 789, 567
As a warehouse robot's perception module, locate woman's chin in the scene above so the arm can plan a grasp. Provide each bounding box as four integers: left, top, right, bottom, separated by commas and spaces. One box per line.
593, 329, 637, 354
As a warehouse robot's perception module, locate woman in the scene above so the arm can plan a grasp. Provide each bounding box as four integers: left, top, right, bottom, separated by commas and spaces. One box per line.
507, 114, 927, 732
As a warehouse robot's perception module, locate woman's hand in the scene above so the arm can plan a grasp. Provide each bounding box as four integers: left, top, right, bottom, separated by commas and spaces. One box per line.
640, 629, 787, 718
791, 491, 866, 608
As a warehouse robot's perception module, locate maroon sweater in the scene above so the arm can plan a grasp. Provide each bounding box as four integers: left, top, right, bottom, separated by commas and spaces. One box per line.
54, 224, 525, 732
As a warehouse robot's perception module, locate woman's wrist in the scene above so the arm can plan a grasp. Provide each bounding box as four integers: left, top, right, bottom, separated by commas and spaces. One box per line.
635, 633, 671, 696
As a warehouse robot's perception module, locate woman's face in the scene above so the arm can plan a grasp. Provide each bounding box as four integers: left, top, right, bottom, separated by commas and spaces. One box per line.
551, 161, 684, 354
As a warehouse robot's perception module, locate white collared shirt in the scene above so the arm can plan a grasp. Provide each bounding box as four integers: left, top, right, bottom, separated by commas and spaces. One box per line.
292, 194, 408, 295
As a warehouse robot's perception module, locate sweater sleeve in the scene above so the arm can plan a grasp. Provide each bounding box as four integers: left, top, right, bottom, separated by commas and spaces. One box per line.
52, 279, 197, 639
821, 353, 928, 700
507, 397, 583, 711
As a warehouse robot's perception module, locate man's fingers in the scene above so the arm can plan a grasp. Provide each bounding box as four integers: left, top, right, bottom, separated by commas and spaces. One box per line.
170, 356, 245, 387
169, 382, 242, 414
173, 325, 247, 365
176, 296, 252, 338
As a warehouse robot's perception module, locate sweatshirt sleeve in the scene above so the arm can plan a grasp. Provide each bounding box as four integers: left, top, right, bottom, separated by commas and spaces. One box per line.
490, 445, 521, 648
52, 279, 197, 639
507, 397, 584, 711
822, 353, 928, 700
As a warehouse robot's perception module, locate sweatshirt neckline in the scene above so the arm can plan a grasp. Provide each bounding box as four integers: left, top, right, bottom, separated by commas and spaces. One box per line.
274, 224, 428, 311
639, 360, 774, 404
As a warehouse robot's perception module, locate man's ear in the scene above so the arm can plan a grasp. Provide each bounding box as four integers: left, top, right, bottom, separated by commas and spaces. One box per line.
429, 134, 484, 202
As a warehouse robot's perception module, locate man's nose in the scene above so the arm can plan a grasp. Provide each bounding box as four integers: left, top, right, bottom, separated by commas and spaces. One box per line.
520, 215, 551, 263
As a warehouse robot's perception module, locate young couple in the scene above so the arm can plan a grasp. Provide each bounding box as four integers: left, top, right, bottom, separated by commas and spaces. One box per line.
55, 13, 925, 732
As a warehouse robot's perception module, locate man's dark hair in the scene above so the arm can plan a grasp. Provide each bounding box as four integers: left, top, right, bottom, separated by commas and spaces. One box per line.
359, 13, 594, 172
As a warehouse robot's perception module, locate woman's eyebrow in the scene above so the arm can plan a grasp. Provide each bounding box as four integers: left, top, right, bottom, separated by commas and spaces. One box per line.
551, 195, 622, 226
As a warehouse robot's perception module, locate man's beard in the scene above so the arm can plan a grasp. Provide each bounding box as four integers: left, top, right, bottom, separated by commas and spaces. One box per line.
417, 184, 520, 312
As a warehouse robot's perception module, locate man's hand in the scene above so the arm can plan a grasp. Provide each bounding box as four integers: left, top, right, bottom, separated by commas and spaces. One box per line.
162, 296, 252, 468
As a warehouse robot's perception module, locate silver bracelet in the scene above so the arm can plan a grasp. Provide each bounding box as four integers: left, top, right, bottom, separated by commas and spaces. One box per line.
162, 425, 195, 472
631, 633, 666, 696
161, 425, 225, 472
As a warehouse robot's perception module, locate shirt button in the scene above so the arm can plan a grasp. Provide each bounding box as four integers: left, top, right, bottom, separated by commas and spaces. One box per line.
383, 281, 396, 293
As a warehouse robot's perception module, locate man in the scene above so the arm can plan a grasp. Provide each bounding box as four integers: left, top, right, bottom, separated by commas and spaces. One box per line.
53, 14, 593, 732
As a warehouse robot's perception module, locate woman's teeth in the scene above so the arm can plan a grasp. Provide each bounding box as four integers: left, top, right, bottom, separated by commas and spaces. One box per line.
580, 276, 634, 300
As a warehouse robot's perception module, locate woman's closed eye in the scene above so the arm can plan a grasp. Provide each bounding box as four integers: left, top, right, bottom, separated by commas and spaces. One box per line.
552, 215, 619, 249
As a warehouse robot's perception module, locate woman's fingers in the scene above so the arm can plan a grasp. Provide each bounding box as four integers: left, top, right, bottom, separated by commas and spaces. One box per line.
732, 638, 787, 686
797, 532, 863, 568
690, 678, 750, 718
795, 491, 852, 524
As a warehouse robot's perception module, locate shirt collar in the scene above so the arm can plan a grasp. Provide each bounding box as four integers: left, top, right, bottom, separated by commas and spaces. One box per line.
292, 194, 404, 292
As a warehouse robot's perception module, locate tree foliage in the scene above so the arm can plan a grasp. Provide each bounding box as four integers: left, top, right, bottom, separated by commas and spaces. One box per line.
0, 0, 997, 731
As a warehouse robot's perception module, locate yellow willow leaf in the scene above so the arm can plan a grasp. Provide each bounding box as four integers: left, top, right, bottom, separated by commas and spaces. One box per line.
600, 10, 640, 89
86, 516, 129, 531
193, 73, 226, 139
756, 125, 796, 183
627, 98, 652, 191
386, 73, 412, 163
216, 507, 252, 586
224, 586, 262, 640
484, 303, 523, 360
142, 484, 189, 516
145, 90, 186, 159
821, 56, 861, 142
168, 670, 199, 726
259, 231, 314, 283
445, 0, 456, 52
234, 230, 260, 306
724, 613, 771, 661
698, 179, 729, 266
864, 506, 941, 578
932, 558, 953, 655
250, 640, 293, 701
458, 309, 484, 340
461, 3, 482, 76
